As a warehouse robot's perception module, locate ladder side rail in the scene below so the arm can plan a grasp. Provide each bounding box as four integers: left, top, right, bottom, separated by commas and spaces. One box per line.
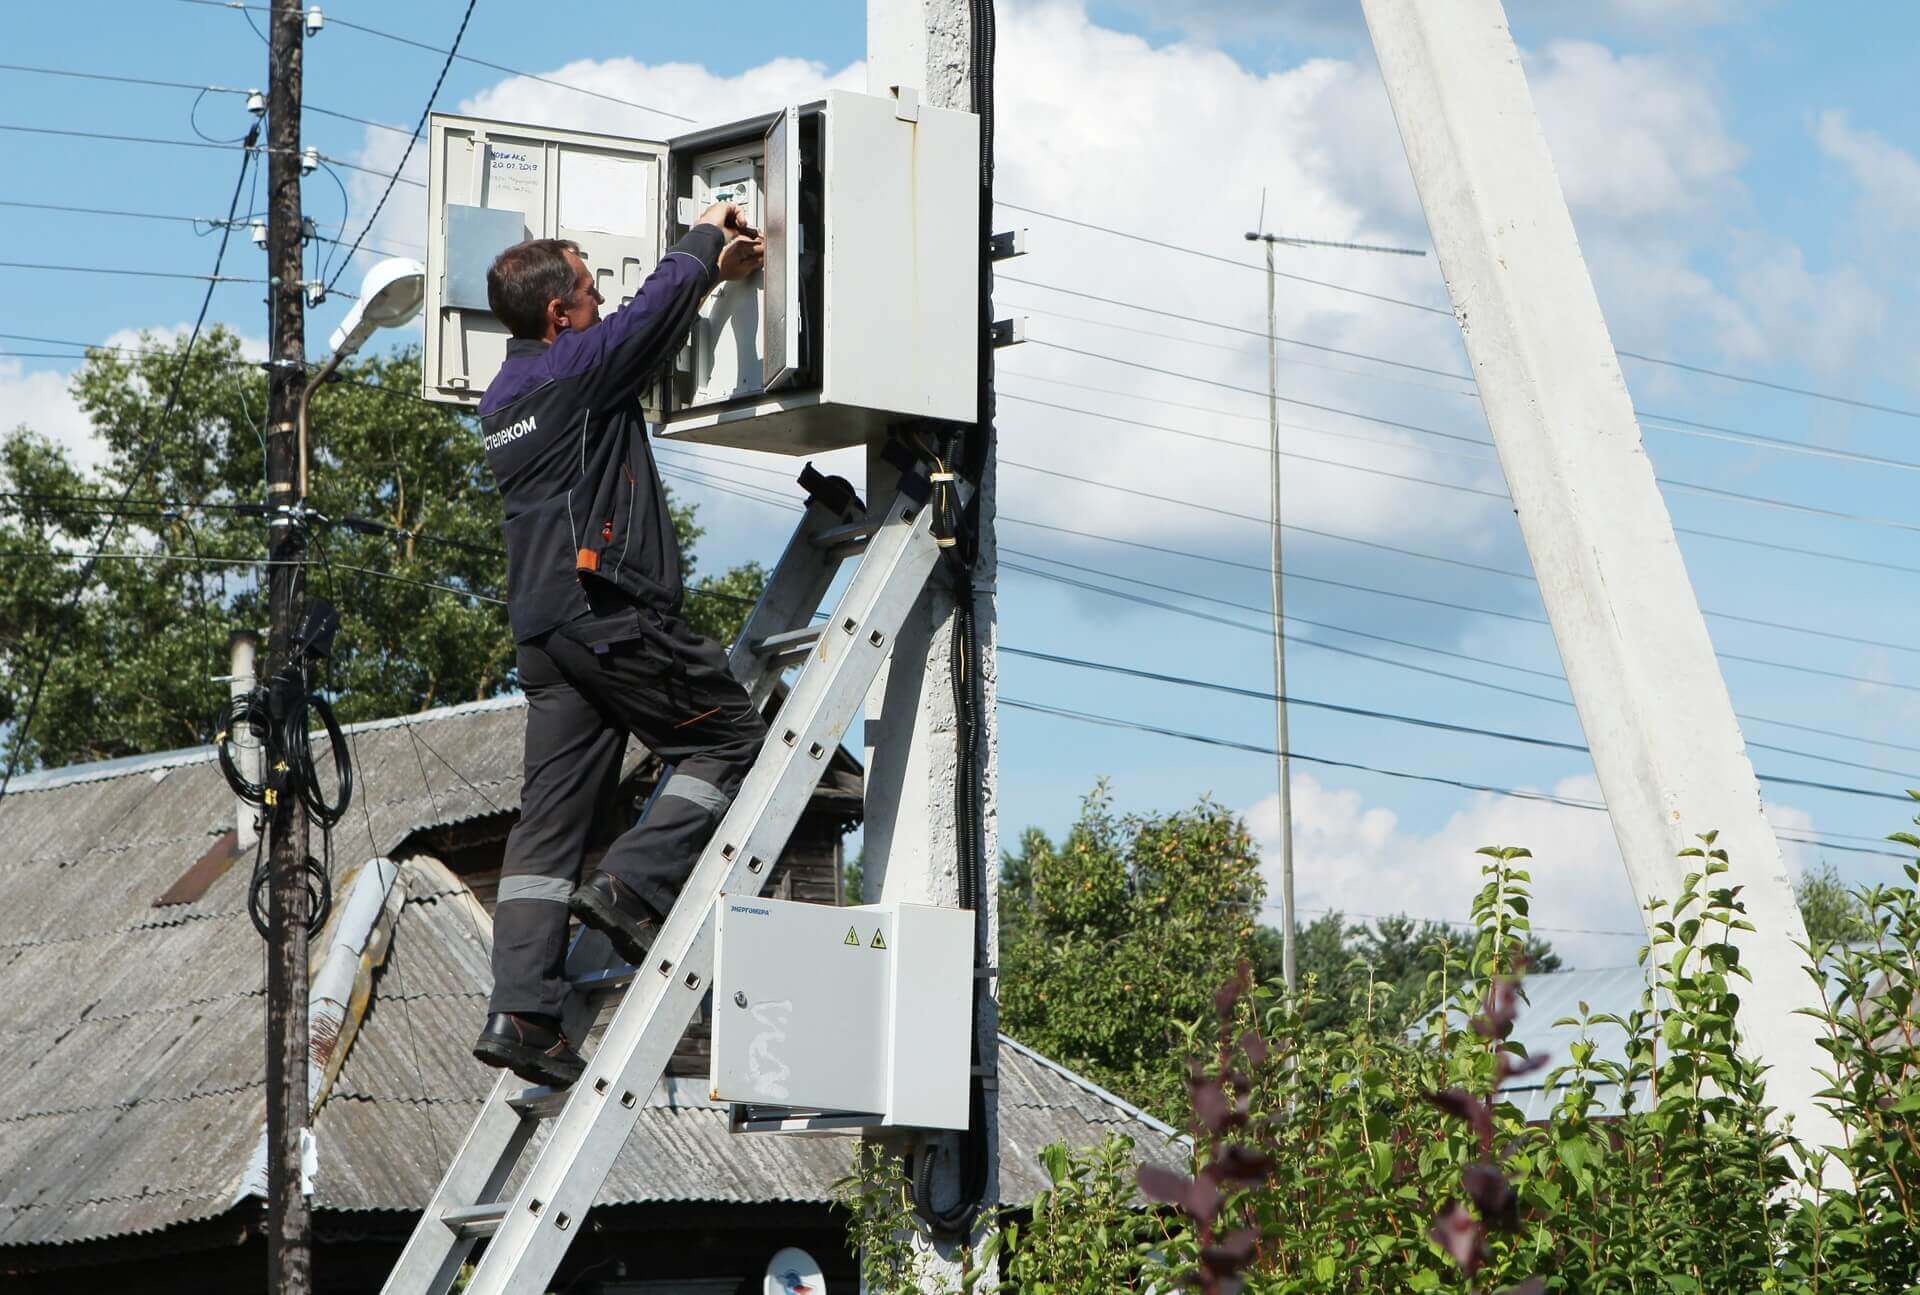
382, 492, 862, 1295
464, 484, 939, 1295
378, 1067, 540, 1291
728, 492, 862, 705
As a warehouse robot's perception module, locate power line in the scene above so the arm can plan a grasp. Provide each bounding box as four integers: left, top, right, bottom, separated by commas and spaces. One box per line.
0, 132, 257, 802
1001, 199, 1920, 420
0, 122, 418, 186
0, 59, 423, 142
994, 200, 1452, 315
651, 457, 1920, 777
319, 11, 697, 125
1617, 350, 1920, 423
998, 557, 1920, 744
0, 198, 422, 256
0, 61, 252, 95
0, 259, 265, 285
1004, 289, 1920, 473
1004, 392, 1920, 657
999, 697, 1914, 862
1003, 298, 1477, 398
1029, 337, 1487, 447
999, 646, 1917, 801
1000, 273, 1470, 380
989, 514, 1920, 760
1030, 339, 1920, 536
654, 445, 1920, 698
325, 0, 477, 289
1001, 441, 1920, 581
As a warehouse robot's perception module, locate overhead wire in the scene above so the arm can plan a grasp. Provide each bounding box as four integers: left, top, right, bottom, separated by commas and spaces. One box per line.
998, 392, 1920, 656
161, 1, 688, 122
1007, 293, 1920, 474
0, 198, 422, 257
998, 645, 1917, 800
654, 445, 1919, 701
649, 458, 1917, 781
0, 130, 257, 802
0, 122, 418, 185
988, 512, 1920, 759
325, 0, 478, 290
999, 199, 1920, 420
1029, 339, 1920, 537
998, 697, 1913, 863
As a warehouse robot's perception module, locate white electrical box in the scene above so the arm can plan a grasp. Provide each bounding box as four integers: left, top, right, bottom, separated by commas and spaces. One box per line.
423, 91, 980, 454
710, 895, 972, 1132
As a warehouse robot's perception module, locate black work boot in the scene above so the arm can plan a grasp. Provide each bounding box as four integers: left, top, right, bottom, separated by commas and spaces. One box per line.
472, 1012, 586, 1088
567, 871, 667, 967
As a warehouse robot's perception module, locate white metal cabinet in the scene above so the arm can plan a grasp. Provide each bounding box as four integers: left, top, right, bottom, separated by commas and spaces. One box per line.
421, 91, 979, 455
710, 895, 971, 1131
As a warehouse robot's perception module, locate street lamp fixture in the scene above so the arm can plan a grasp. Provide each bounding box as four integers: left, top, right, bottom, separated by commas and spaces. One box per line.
297, 256, 426, 496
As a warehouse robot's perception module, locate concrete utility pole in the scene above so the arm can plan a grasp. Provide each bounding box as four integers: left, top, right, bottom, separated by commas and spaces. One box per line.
263, 0, 314, 1286
1358, 0, 1842, 1157
863, 0, 1000, 1282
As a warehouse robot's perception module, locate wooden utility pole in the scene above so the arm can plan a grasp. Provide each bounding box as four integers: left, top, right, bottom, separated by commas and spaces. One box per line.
1359, 0, 1841, 1162
263, 0, 313, 1287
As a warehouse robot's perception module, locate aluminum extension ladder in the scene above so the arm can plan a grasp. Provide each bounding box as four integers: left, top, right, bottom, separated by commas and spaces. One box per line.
381, 457, 941, 1295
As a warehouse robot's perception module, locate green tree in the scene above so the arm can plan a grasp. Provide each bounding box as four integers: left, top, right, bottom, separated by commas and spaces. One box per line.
1795, 858, 1873, 945
1257, 911, 1561, 1035
0, 329, 763, 771
998, 781, 1265, 1119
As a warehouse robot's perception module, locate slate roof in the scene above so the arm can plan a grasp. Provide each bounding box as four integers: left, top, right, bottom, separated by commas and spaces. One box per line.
0, 696, 1184, 1250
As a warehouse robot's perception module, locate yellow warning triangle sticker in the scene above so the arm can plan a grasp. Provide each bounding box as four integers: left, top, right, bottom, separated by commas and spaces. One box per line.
844, 926, 860, 947
870, 929, 887, 950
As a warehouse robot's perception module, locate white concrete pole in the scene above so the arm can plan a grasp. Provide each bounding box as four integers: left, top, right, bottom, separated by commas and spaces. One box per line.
1358, 0, 1840, 1157
863, 0, 1001, 1281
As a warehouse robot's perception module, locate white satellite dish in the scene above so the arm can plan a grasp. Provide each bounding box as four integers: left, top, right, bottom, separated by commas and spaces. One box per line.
764, 1246, 825, 1295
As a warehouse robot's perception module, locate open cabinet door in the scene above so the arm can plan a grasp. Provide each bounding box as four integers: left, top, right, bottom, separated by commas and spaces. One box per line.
761, 106, 805, 392
424, 112, 668, 407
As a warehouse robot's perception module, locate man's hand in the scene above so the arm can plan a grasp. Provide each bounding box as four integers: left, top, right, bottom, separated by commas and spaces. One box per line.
696, 201, 759, 240
716, 234, 766, 282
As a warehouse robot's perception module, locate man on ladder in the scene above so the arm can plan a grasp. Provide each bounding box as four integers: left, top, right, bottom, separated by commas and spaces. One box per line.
469, 203, 767, 1090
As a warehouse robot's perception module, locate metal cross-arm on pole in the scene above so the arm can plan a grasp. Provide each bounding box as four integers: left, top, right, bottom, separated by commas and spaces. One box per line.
1358, 0, 1841, 1159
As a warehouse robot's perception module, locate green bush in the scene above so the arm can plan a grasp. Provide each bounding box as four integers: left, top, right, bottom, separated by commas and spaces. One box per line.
846, 807, 1920, 1294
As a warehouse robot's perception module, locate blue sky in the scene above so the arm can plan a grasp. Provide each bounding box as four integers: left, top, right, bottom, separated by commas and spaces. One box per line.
3, 1, 1917, 963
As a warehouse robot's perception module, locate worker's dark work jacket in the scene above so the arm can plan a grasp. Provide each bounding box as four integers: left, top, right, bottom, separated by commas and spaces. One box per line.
478, 224, 725, 642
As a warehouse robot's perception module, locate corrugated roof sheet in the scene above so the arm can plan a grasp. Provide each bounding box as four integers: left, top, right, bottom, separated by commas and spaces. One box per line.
0, 697, 1179, 1249
310, 874, 1187, 1212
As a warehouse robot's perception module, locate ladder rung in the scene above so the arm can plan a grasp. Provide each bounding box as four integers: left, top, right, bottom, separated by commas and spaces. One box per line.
568, 966, 635, 993
441, 1202, 510, 1238
808, 518, 878, 551
508, 1084, 572, 1121
750, 625, 825, 658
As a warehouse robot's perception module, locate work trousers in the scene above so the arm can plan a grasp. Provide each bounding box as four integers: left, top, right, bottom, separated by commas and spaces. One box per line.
490, 588, 768, 1018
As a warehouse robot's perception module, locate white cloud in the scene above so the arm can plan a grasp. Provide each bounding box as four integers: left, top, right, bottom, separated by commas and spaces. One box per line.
1814, 110, 1920, 234
0, 360, 100, 472
1097, 0, 1752, 46
1244, 772, 1827, 967
0, 324, 268, 476
1527, 41, 1743, 227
